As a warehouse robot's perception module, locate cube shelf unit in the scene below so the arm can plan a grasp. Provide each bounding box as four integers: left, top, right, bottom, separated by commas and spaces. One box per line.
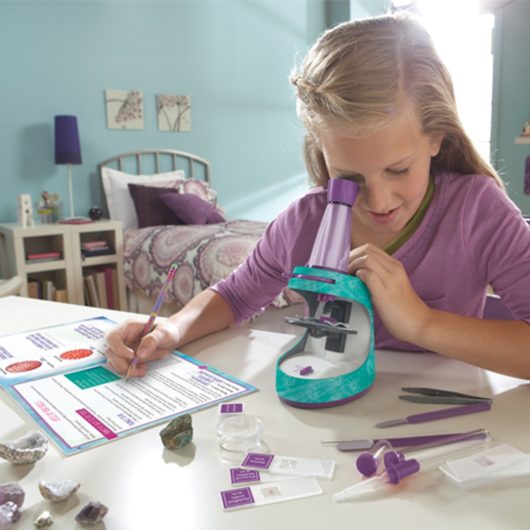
0, 220, 126, 310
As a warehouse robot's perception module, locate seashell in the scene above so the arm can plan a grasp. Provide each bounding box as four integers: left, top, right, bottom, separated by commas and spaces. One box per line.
38, 480, 80, 503
33, 510, 53, 528
0, 482, 25, 508
0, 431, 48, 465
0, 501, 21, 526
75, 501, 108, 526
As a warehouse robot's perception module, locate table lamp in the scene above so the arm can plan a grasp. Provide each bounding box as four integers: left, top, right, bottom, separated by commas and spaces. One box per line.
54, 115, 88, 223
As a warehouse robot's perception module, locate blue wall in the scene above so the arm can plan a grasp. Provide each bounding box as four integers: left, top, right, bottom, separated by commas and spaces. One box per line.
492, 0, 530, 214
0, 1, 326, 223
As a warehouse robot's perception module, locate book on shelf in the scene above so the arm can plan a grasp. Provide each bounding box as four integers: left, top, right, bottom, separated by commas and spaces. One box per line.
26, 251, 62, 262
55, 289, 68, 303
83, 267, 118, 309
93, 271, 108, 309
84, 274, 100, 308
81, 240, 109, 250
27, 279, 40, 299
81, 247, 114, 257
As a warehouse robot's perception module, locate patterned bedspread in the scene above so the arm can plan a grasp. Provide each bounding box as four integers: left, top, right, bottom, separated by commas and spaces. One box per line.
123, 220, 301, 311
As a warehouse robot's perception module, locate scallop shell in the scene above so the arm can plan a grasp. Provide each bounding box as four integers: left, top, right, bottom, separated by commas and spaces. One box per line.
0, 430, 48, 464
38, 480, 80, 502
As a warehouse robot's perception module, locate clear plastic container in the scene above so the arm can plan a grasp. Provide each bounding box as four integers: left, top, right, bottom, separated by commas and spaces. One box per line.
216, 414, 263, 453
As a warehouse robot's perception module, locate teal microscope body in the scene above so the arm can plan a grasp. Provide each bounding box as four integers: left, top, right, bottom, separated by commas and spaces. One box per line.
275, 265, 375, 407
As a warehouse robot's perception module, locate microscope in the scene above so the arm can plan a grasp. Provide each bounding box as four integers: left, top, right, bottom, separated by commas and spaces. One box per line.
275, 178, 375, 407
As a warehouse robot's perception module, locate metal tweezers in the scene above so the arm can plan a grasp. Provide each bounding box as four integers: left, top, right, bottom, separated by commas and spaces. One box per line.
399, 387, 492, 405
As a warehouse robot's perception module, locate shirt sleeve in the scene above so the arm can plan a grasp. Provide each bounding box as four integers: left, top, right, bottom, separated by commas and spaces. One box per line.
465, 177, 530, 324
211, 190, 325, 324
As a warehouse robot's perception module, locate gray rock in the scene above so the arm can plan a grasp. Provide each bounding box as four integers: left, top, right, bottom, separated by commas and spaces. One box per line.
38, 480, 80, 502
34, 510, 53, 528
160, 414, 193, 450
0, 482, 25, 508
0, 431, 48, 464
75, 501, 108, 526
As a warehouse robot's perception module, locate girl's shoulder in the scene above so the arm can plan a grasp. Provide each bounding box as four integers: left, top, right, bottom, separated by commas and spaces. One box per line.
435, 172, 510, 210
276, 186, 327, 223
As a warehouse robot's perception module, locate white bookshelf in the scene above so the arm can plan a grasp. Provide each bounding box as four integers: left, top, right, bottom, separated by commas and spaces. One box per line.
0, 219, 126, 309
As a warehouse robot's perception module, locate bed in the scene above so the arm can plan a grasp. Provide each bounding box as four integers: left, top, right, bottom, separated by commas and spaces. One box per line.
97, 149, 301, 316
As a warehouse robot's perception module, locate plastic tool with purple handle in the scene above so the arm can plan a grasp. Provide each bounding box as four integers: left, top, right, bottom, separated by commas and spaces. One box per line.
375, 401, 492, 428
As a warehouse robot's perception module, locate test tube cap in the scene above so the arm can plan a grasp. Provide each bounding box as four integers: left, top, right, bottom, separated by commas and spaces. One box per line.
383, 450, 405, 470
356, 453, 378, 477
385, 458, 420, 485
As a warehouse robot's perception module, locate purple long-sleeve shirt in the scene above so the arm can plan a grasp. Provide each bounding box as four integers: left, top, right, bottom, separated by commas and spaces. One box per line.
213, 172, 530, 352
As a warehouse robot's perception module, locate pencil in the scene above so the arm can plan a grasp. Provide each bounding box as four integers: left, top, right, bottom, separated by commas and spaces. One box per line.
125, 263, 178, 380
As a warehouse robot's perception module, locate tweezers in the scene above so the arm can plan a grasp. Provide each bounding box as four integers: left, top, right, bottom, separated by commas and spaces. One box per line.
399, 387, 492, 405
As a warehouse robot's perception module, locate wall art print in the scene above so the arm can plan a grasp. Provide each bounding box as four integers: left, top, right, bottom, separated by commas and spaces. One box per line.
105, 89, 144, 130
157, 94, 191, 132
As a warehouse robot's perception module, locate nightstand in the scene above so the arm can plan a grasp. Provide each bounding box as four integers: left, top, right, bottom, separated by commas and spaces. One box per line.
0, 220, 127, 309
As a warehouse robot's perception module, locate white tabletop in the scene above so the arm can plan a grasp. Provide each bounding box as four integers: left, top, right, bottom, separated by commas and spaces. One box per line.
0, 296, 528, 530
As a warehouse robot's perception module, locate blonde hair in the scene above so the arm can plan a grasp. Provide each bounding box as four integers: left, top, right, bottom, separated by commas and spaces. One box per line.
291, 12, 503, 189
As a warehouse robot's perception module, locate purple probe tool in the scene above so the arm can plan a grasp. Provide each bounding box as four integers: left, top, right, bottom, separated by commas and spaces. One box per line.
375, 401, 492, 428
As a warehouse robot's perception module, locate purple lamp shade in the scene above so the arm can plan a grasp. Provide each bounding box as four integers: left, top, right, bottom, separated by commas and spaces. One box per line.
54, 115, 82, 165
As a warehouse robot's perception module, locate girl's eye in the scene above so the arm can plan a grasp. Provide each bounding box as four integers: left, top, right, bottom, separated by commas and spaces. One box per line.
387, 167, 409, 176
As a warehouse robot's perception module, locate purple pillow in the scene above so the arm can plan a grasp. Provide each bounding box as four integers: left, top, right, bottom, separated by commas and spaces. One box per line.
161, 193, 226, 225
128, 183, 183, 228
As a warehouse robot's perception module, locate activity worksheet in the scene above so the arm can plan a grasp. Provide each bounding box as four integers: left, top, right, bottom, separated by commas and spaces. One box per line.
0, 318, 256, 455
0, 316, 114, 384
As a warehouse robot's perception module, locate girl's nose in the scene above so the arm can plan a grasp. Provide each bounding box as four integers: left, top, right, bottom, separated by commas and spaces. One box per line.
362, 181, 391, 213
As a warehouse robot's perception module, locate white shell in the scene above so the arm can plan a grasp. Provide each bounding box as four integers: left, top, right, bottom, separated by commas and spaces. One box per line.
38, 480, 80, 502
34, 510, 54, 528
0, 431, 48, 464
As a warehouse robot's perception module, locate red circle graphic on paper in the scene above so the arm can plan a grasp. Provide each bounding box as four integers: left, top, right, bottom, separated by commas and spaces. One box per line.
60, 349, 93, 361
5, 360, 42, 373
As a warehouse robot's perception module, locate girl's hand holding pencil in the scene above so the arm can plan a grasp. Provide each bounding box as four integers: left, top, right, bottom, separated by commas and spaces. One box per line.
105, 264, 179, 378
105, 319, 180, 377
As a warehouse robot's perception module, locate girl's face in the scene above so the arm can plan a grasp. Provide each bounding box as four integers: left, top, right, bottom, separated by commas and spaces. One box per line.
319, 106, 442, 242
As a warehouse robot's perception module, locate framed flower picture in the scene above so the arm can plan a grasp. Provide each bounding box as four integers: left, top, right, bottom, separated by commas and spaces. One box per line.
105, 90, 144, 130
157, 94, 191, 132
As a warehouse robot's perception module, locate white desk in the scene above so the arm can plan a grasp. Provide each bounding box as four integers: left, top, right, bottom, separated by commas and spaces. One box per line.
0, 296, 529, 530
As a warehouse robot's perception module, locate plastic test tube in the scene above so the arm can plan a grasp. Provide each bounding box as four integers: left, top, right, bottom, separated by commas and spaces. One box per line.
334, 458, 420, 503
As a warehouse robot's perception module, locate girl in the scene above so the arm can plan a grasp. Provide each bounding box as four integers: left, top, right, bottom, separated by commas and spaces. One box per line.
106, 13, 530, 379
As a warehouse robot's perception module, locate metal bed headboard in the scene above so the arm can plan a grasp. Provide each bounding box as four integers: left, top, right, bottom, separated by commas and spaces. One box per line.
97, 149, 210, 183
97, 149, 211, 218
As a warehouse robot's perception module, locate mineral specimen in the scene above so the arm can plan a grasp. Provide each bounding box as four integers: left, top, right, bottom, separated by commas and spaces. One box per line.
38, 480, 80, 502
75, 501, 108, 526
160, 413, 193, 450
0, 482, 25, 508
34, 510, 53, 528
0, 501, 21, 526
0, 431, 48, 464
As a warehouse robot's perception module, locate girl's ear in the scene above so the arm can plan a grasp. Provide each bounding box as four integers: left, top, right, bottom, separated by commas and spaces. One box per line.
430, 134, 444, 157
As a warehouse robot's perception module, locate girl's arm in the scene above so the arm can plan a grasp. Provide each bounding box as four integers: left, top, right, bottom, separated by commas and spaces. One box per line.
349, 243, 530, 379
105, 289, 235, 376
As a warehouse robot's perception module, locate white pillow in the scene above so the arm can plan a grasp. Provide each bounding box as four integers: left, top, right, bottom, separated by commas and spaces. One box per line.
101, 167, 185, 229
